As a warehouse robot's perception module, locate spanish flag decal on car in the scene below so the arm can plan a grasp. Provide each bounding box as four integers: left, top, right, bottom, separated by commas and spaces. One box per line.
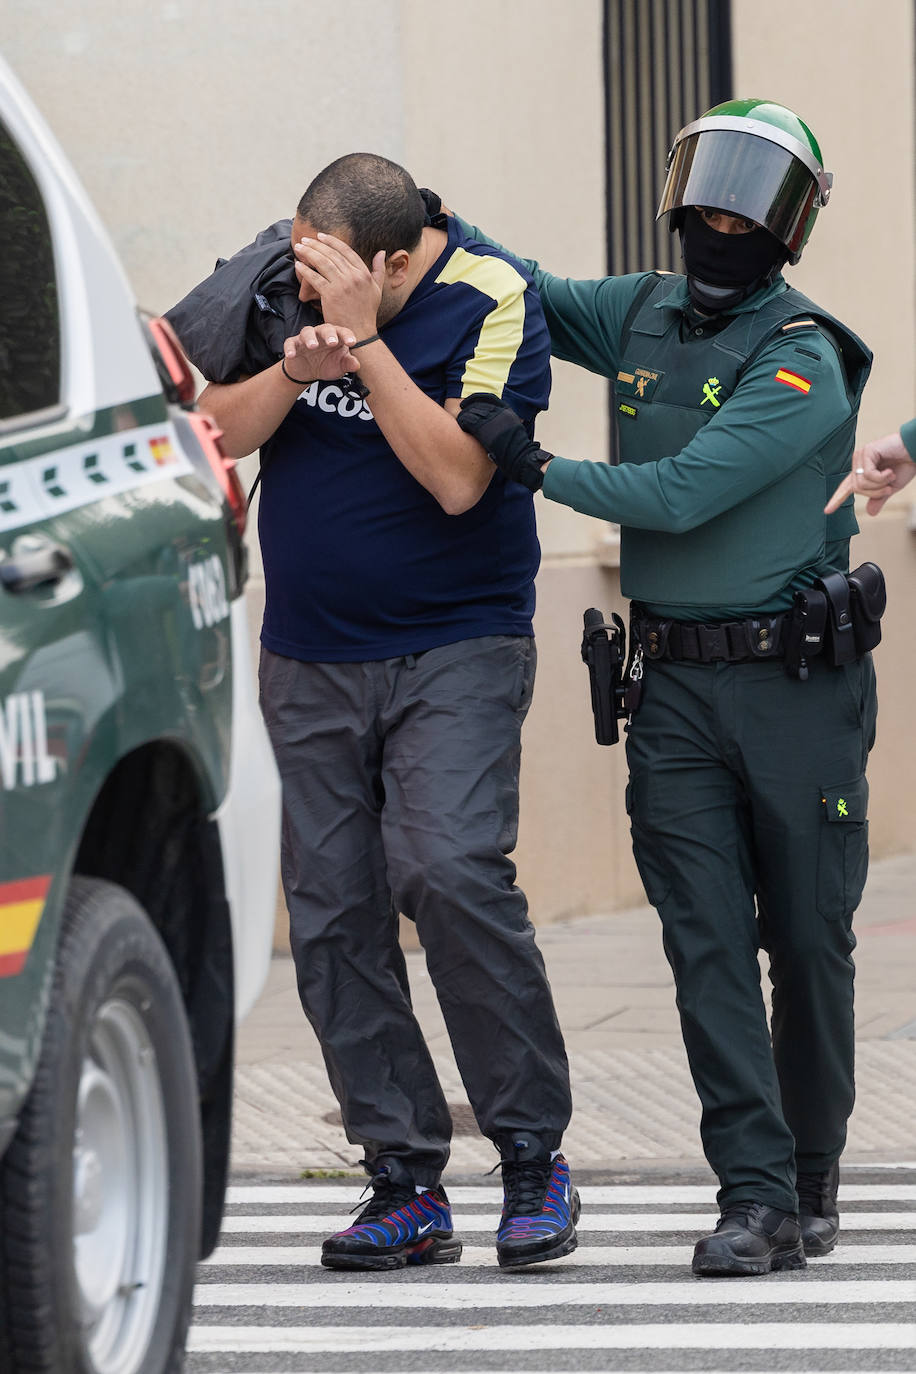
0, 876, 51, 977
148, 435, 176, 465
775, 368, 812, 394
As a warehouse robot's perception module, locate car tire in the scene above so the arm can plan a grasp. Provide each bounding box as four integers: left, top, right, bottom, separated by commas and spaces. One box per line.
0, 876, 202, 1373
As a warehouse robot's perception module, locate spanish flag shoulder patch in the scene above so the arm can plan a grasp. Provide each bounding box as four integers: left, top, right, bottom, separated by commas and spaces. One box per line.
775, 368, 812, 394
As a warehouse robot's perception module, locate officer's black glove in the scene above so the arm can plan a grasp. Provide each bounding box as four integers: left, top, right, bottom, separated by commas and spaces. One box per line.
418, 187, 448, 229
457, 392, 552, 493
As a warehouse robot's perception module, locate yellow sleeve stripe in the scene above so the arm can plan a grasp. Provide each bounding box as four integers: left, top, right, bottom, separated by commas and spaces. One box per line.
435, 247, 528, 398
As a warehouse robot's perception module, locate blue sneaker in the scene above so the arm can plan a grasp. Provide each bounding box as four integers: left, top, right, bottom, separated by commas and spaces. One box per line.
494, 1134, 579, 1268
321, 1158, 462, 1271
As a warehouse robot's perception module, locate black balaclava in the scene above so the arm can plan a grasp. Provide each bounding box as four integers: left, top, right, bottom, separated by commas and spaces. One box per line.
679, 207, 786, 313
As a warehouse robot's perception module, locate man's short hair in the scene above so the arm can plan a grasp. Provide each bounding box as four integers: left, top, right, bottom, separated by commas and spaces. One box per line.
297, 153, 425, 264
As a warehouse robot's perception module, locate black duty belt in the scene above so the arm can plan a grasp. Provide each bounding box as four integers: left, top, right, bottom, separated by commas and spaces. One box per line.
630, 564, 885, 677
632, 613, 788, 664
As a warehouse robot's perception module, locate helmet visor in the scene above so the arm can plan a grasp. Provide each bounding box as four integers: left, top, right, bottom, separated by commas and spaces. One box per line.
657, 128, 819, 255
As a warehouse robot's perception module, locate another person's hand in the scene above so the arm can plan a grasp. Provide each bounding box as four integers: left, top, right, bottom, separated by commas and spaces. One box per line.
825, 431, 916, 516
457, 393, 552, 493
293, 233, 384, 338
282, 323, 360, 384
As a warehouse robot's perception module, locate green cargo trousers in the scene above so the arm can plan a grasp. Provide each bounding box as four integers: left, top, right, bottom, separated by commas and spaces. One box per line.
625, 652, 877, 1214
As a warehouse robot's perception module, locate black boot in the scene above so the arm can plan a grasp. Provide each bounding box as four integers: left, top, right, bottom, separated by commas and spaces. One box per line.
692, 1202, 807, 1277
797, 1160, 840, 1256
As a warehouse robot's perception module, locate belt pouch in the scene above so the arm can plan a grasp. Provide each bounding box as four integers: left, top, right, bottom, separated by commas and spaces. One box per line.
847, 561, 886, 654
783, 588, 828, 680
815, 569, 857, 666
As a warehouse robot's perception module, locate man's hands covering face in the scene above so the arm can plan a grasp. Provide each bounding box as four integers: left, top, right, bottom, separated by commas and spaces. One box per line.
293, 233, 385, 338
457, 393, 551, 493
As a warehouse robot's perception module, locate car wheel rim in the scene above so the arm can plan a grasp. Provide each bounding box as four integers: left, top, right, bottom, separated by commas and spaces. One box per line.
72, 995, 169, 1372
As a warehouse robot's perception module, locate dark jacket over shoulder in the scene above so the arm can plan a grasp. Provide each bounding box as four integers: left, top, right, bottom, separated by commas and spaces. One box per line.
166, 219, 319, 383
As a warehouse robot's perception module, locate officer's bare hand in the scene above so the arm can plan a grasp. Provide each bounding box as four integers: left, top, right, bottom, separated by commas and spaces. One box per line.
282, 323, 359, 384
294, 233, 384, 339
824, 431, 916, 516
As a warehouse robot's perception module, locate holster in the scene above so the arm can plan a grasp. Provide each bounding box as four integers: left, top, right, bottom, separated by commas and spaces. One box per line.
581, 608, 627, 746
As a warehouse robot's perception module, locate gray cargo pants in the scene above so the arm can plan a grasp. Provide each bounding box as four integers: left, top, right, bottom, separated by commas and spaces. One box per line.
259, 635, 572, 1187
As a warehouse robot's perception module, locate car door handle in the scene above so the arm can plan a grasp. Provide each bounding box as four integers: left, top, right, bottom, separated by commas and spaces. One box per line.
0, 543, 75, 593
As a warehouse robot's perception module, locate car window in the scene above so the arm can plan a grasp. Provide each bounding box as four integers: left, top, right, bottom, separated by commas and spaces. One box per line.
0, 116, 60, 422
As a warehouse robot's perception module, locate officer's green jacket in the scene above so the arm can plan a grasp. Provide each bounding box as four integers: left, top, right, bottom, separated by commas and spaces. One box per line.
457, 217, 871, 622
900, 417, 916, 459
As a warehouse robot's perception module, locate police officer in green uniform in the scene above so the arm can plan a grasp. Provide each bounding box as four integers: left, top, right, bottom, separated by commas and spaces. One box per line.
454, 100, 878, 1277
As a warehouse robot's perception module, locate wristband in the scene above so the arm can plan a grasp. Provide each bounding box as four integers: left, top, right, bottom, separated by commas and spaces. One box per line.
350, 333, 381, 350
281, 358, 311, 385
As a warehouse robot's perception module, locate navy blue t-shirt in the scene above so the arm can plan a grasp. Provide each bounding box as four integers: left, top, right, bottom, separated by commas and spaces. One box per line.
258, 217, 551, 662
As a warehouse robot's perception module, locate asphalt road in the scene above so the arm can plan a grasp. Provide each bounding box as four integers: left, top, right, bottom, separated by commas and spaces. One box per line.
187, 1164, 916, 1374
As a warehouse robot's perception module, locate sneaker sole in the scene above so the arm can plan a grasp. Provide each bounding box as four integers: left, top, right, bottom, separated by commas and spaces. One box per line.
321, 1235, 462, 1271
498, 1230, 578, 1270
497, 1192, 581, 1270
692, 1242, 807, 1278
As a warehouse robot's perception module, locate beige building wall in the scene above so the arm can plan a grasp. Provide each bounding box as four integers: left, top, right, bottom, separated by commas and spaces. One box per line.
4, 1, 408, 314
732, 0, 916, 445
5, 0, 915, 933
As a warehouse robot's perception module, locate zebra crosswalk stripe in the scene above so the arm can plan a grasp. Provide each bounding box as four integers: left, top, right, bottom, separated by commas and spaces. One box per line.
187, 1323, 916, 1354
227, 1182, 916, 1204
215, 1209, 916, 1233
193, 1278, 916, 1308
202, 1242, 916, 1267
